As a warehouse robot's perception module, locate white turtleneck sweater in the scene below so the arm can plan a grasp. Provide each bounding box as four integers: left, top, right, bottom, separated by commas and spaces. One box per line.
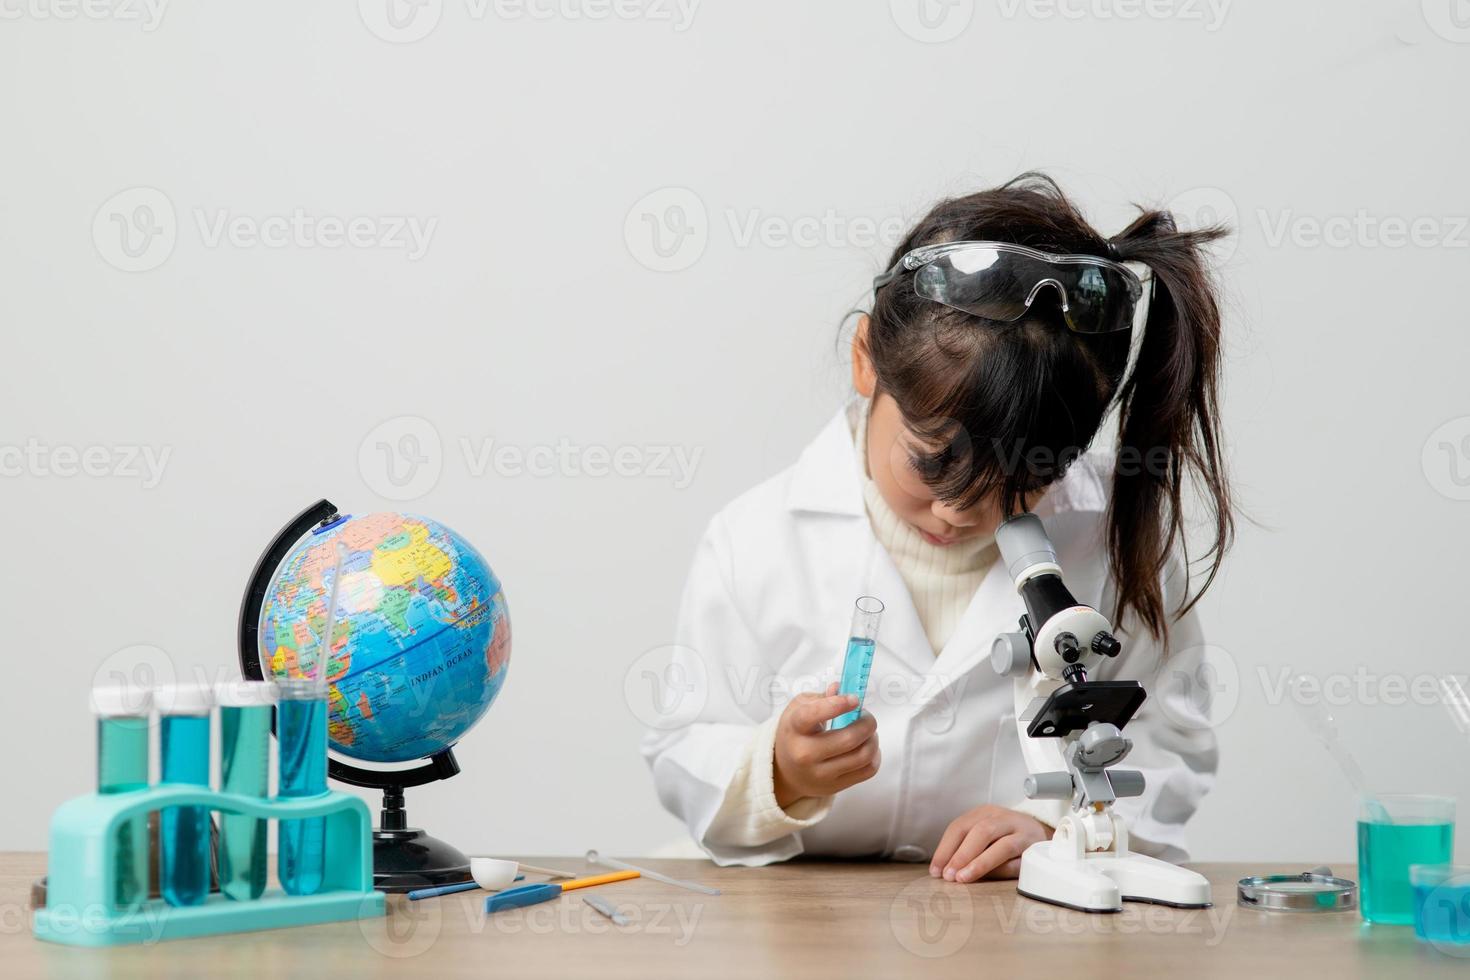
701, 402, 999, 847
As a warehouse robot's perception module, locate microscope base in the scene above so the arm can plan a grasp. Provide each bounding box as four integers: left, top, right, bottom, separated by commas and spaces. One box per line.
1016, 839, 1213, 913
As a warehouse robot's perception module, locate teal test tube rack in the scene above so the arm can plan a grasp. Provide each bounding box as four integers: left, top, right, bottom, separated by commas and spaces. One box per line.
33, 786, 384, 946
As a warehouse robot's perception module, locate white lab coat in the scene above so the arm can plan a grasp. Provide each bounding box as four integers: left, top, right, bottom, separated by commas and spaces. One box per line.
642, 404, 1217, 867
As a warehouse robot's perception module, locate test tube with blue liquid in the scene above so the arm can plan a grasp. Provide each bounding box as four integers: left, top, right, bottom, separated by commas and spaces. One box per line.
157, 682, 214, 907
92, 683, 152, 913
216, 679, 275, 901
278, 542, 346, 896
831, 596, 883, 730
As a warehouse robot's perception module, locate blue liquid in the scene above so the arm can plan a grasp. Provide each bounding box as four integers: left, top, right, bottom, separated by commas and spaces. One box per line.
1414, 881, 1470, 945
831, 637, 876, 730
219, 704, 272, 901
97, 717, 150, 912
1358, 820, 1455, 924
278, 695, 328, 896
160, 714, 212, 907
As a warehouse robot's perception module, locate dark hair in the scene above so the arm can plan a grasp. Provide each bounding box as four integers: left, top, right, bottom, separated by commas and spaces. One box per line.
865, 172, 1233, 641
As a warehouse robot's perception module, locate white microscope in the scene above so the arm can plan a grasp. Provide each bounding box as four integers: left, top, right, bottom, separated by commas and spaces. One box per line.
990, 513, 1212, 912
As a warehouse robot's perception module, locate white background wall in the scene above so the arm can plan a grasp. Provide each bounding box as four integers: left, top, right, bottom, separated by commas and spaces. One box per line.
3, 1, 1468, 865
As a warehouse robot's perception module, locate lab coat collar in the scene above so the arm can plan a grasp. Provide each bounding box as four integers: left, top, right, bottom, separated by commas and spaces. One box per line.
783, 401, 868, 517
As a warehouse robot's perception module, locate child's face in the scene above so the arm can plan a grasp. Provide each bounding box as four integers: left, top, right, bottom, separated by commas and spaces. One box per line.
865, 393, 1032, 547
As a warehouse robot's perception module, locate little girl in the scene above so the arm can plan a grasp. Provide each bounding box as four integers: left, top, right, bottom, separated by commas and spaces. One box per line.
642, 174, 1231, 883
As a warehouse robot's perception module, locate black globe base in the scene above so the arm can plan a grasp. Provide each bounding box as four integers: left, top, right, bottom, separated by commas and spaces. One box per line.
372, 829, 472, 892
371, 787, 472, 892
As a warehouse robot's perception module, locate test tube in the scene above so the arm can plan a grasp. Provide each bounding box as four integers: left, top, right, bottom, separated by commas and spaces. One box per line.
277, 680, 328, 895
92, 683, 152, 913
278, 541, 345, 896
157, 682, 214, 907
831, 596, 884, 730
215, 680, 275, 901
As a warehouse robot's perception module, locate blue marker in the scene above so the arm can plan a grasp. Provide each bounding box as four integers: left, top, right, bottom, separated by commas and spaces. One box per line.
831, 596, 884, 730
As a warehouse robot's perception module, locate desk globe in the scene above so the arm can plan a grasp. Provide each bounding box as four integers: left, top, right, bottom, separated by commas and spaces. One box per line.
239, 500, 510, 891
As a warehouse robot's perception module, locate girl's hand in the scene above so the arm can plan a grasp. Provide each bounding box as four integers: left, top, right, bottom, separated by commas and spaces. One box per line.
930, 805, 1052, 882
773, 684, 881, 809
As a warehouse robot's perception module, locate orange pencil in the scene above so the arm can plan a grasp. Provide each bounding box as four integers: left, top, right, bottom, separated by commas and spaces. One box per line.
559, 870, 639, 891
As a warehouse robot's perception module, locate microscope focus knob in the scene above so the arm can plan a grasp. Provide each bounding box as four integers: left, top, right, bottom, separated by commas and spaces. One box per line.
1025, 772, 1075, 800
991, 632, 1032, 677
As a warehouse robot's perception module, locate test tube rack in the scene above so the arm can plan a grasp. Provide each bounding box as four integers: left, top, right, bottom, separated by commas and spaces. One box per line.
33, 785, 384, 947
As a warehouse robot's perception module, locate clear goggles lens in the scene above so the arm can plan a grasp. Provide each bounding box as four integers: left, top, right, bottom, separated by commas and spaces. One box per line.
890, 244, 1141, 335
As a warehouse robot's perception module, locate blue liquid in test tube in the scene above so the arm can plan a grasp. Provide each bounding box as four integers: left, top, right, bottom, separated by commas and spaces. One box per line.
93, 684, 152, 913
216, 680, 275, 901
158, 683, 214, 907
277, 682, 328, 896
832, 596, 884, 730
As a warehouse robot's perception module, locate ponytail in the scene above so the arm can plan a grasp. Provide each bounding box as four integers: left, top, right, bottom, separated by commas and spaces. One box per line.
1106, 210, 1233, 641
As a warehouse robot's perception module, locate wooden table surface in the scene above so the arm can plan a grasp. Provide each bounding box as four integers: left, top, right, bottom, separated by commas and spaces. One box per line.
6, 853, 1467, 978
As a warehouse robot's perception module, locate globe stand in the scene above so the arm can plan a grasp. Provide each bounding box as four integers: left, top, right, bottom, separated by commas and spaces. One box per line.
371, 787, 473, 890
238, 499, 477, 894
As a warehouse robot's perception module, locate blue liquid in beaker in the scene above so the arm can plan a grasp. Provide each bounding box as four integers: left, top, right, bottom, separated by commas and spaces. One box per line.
1359, 820, 1454, 924
1414, 879, 1470, 945
831, 637, 876, 730
160, 714, 211, 907
278, 694, 328, 895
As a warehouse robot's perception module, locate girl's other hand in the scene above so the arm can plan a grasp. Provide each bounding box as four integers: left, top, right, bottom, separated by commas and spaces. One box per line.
773, 683, 880, 809
930, 805, 1052, 882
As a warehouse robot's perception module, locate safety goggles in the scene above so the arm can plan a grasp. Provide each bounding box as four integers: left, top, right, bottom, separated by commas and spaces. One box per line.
872, 241, 1144, 335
